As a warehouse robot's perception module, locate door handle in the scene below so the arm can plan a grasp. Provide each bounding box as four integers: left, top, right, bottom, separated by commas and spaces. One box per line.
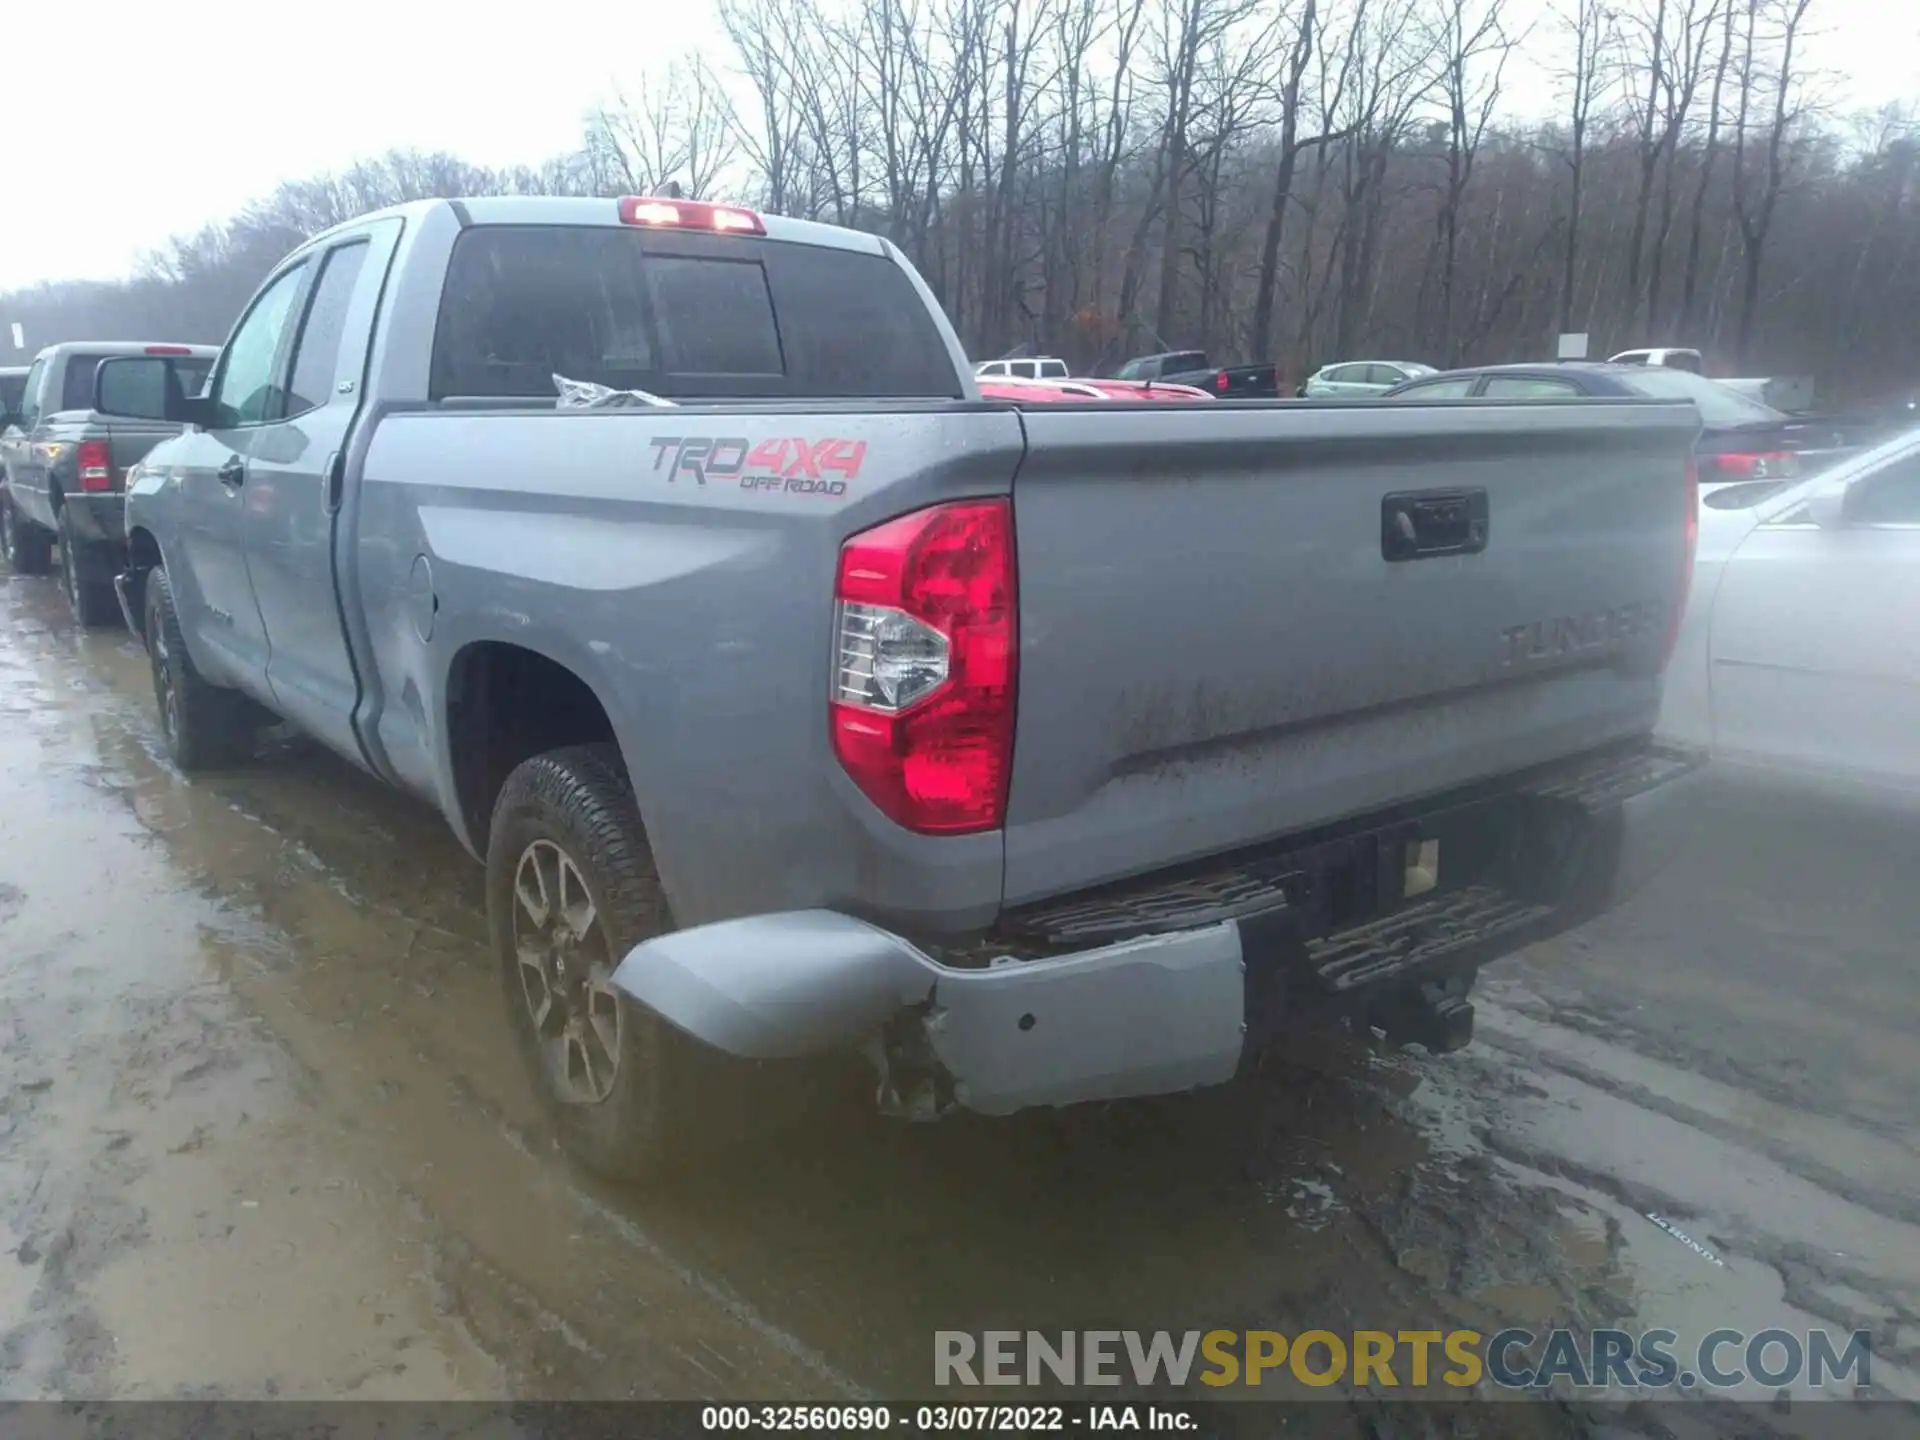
322, 450, 344, 514
217, 456, 246, 489
1381, 488, 1490, 561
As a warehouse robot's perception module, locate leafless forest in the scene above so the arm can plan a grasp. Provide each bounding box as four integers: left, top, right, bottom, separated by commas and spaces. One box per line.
5, 0, 1916, 395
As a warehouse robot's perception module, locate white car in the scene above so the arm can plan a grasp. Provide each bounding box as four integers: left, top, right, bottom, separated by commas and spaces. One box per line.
1659, 428, 1920, 802
974, 356, 1069, 381
1301, 360, 1436, 397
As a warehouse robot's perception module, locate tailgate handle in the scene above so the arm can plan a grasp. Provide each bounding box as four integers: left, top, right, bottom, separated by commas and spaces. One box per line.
1381, 489, 1489, 562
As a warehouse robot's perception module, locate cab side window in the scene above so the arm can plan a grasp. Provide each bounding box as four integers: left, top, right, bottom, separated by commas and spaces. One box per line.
17, 359, 46, 430
283, 242, 371, 419
208, 263, 310, 428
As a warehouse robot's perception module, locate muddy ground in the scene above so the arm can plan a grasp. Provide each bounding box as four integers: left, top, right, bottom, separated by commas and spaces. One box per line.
0, 573, 1916, 1437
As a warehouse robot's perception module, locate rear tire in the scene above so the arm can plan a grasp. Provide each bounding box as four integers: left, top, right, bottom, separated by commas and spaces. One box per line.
58, 509, 119, 627
487, 743, 760, 1182
144, 567, 255, 770
2, 492, 53, 575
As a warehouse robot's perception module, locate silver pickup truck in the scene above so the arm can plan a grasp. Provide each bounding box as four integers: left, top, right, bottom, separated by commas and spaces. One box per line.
93, 195, 1705, 1179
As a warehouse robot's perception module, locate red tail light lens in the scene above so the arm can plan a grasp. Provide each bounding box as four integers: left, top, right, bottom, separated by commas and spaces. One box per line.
830, 499, 1017, 834
77, 439, 112, 492
1707, 451, 1798, 479
1215, 370, 1231, 392
1662, 457, 1699, 670
143, 345, 193, 356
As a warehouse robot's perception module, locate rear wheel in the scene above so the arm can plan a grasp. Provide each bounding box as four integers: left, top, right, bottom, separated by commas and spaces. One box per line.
2, 492, 53, 575
58, 509, 119, 627
487, 743, 761, 1182
144, 567, 255, 770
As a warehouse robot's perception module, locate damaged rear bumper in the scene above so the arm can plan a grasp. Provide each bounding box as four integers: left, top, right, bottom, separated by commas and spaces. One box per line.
609, 741, 1708, 1117
609, 909, 1248, 1115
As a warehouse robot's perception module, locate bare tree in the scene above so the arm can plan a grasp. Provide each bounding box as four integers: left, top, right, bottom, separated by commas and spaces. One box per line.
1247, 0, 1327, 361
1643, 0, 1720, 335
1425, 0, 1518, 363
1729, 0, 1816, 362
1328, 0, 1434, 358
720, 0, 811, 214
585, 57, 741, 199
1554, 0, 1616, 335
1678, 0, 1736, 336
14, 0, 1920, 408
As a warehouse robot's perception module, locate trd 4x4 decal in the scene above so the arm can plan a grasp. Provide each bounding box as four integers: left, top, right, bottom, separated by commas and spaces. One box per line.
648, 437, 868, 497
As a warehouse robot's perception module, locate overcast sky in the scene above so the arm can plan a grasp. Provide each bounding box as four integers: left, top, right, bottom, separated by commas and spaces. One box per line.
2, 0, 1911, 291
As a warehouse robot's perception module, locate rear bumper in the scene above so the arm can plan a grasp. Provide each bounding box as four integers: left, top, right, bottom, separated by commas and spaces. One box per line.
611, 741, 1709, 1117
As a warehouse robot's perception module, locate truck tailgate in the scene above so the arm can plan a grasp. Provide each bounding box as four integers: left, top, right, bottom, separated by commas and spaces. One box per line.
1002, 399, 1700, 906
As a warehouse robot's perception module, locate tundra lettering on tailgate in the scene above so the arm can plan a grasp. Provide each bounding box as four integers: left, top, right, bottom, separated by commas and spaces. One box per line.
1500, 602, 1655, 668
647, 436, 867, 497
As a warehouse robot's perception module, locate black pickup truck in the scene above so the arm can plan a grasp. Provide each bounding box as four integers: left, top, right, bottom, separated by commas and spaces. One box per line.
1113, 349, 1280, 398
0, 342, 217, 623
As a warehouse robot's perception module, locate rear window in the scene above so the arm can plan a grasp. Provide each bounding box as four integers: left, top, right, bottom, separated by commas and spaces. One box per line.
61, 352, 212, 412
429, 225, 963, 402
0, 373, 24, 416
1615, 367, 1779, 426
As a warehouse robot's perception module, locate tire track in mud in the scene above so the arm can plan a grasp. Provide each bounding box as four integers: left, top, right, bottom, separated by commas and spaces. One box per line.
1414, 1011, 1920, 1393
1471, 1006, 1920, 1230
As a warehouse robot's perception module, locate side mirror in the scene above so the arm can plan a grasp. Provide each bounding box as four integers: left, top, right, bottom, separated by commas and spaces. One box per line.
93, 355, 211, 427
1805, 487, 1849, 529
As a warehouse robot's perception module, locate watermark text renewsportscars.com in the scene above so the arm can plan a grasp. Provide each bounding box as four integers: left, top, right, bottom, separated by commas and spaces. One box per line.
934, 1328, 1875, 1393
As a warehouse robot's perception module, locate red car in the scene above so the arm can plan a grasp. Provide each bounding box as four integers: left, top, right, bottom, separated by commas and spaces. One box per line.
975, 376, 1214, 403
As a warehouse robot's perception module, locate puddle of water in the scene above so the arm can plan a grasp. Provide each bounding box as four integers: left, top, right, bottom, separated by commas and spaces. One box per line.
0, 688, 505, 1400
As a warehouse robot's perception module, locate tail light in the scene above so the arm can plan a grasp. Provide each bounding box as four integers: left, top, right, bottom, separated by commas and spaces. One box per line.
1707, 451, 1798, 479
617, 195, 766, 235
143, 345, 193, 356
830, 499, 1017, 834
77, 439, 112, 492
1662, 457, 1699, 670
1215, 370, 1231, 392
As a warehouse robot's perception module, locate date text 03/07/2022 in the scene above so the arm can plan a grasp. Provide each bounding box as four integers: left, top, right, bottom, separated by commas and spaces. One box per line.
699, 1404, 1198, 1432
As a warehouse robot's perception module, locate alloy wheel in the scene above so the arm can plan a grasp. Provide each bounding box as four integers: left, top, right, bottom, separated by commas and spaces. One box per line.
511, 838, 623, 1104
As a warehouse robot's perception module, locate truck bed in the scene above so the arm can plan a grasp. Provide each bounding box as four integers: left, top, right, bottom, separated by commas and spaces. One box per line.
350, 393, 1698, 935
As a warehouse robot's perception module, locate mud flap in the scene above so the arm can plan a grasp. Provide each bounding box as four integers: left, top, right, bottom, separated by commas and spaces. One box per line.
1371, 976, 1476, 1054
113, 571, 145, 644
